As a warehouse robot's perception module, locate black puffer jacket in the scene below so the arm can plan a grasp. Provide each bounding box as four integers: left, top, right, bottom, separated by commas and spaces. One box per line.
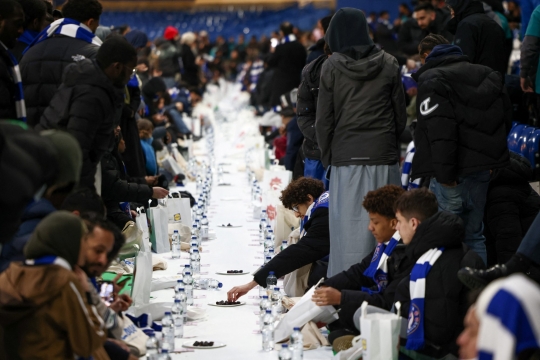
484, 152, 540, 264
411, 48, 511, 184
446, 1, 508, 75
297, 54, 326, 160
267, 40, 306, 107
20, 35, 99, 127
0, 48, 18, 120
323, 244, 408, 331
38, 59, 123, 189
253, 207, 329, 287
394, 212, 484, 358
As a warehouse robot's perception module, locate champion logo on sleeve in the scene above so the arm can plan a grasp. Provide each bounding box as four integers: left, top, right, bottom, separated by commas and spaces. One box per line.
419, 97, 439, 116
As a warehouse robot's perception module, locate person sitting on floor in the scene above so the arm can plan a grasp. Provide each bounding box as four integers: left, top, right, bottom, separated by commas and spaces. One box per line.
227, 177, 329, 301
393, 188, 484, 359
311, 185, 406, 351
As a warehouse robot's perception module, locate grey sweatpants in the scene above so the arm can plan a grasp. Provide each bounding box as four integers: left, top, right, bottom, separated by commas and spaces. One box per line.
327, 164, 400, 277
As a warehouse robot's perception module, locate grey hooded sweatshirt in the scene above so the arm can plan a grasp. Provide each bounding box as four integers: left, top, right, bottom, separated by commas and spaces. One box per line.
315, 8, 407, 169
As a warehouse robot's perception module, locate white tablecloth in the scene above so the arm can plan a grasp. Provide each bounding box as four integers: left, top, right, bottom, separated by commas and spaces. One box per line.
148, 132, 334, 359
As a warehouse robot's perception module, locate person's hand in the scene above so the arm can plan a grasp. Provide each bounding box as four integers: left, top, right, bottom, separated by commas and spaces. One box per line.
312, 286, 341, 306
441, 181, 458, 188
136, 63, 148, 73
110, 296, 131, 312
130, 210, 138, 218
152, 187, 169, 199
521, 77, 534, 93
406, 59, 416, 70
406, 87, 418, 97
175, 102, 184, 112
74, 266, 90, 292
227, 281, 258, 302
152, 114, 166, 125
145, 176, 158, 186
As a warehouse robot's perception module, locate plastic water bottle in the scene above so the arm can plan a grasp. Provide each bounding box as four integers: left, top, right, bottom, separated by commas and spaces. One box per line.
174, 280, 185, 296
271, 287, 283, 315
279, 344, 293, 360
189, 240, 198, 254
171, 299, 184, 339
259, 212, 267, 242
290, 327, 304, 359
183, 272, 193, 305
175, 288, 188, 323
280, 241, 288, 252
193, 277, 208, 290
259, 285, 266, 298
263, 236, 273, 256
195, 206, 203, 221
195, 219, 201, 234
259, 295, 272, 330
200, 215, 209, 240
161, 312, 174, 351
171, 230, 181, 259
182, 264, 191, 277
268, 248, 275, 259
264, 224, 272, 240
268, 229, 275, 244
264, 256, 271, 265
208, 278, 223, 290
196, 176, 204, 195
261, 310, 275, 351
145, 331, 160, 360
266, 272, 277, 293
159, 349, 172, 360
190, 250, 200, 275
191, 224, 199, 241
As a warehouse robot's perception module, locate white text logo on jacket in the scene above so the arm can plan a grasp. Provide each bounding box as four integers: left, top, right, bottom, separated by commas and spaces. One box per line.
419, 97, 439, 116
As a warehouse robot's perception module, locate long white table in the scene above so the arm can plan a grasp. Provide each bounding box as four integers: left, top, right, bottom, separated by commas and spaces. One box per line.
149, 130, 334, 359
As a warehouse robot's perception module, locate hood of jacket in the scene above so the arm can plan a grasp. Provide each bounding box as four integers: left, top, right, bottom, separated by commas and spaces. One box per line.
325, 8, 374, 54
21, 199, 56, 223
446, 1, 485, 34
405, 212, 465, 262
0, 262, 74, 326
63, 58, 120, 101
328, 48, 385, 81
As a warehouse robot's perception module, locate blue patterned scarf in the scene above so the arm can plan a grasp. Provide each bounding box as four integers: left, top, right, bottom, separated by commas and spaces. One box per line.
362, 231, 400, 294
0, 42, 26, 122
401, 142, 421, 190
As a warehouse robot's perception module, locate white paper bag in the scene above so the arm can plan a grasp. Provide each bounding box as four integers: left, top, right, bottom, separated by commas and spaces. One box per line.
167, 195, 192, 227
261, 169, 292, 193
148, 206, 170, 254
161, 155, 184, 176
273, 279, 339, 342
131, 250, 152, 307
135, 210, 151, 253
358, 301, 401, 360
121, 315, 148, 356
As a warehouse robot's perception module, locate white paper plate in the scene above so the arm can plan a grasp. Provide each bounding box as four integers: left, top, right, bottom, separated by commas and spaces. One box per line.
215, 271, 249, 275
182, 341, 226, 349
207, 301, 246, 307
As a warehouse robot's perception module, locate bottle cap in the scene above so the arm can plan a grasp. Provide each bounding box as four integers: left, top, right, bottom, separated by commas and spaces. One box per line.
293, 327, 300, 331
177, 279, 183, 283
266, 310, 272, 314
266, 257, 271, 260
269, 229, 273, 233
174, 230, 179, 233
185, 272, 191, 275
178, 288, 185, 292
262, 210, 266, 213
175, 299, 180, 303
185, 264, 191, 267
203, 215, 207, 218
192, 224, 197, 228
282, 240, 287, 243
162, 349, 169, 353
165, 311, 171, 315
269, 271, 274, 275
218, 282, 223, 288
194, 249, 199, 253
282, 344, 289, 348
262, 295, 268, 299
274, 287, 279, 291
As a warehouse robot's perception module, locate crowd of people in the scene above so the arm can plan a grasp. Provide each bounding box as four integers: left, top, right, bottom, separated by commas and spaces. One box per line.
1, 0, 540, 358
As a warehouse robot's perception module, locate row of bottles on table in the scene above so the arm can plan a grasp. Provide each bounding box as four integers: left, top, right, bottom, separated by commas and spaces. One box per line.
278, 329, 304, 359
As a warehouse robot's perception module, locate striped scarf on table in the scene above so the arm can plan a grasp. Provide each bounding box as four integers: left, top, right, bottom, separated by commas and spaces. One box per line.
406, 247, 444, 350
24, 18, 102, 54
0, 42, 26, 122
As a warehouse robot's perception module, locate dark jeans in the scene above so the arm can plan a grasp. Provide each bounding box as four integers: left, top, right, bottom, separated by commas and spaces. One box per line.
430, 171, 490, 264
517, 212, 540, 265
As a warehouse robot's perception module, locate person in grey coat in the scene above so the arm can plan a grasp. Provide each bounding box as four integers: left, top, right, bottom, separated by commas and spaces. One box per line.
316, 7, 407, 277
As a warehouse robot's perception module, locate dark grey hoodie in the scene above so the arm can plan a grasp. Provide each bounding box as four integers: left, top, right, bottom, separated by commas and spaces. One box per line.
39, 59, 123, 189
315, 8, 407, 168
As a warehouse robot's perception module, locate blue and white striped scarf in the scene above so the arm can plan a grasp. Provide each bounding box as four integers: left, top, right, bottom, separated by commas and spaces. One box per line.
24, 18, 102, 54
0, 42, 26, 122
401, 142, 421, 191
281, 34, 297, 43
362, 231, 401, 294
406, 247, 444, 350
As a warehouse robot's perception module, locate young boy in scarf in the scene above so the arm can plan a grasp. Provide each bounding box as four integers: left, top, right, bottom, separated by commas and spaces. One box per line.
312, 185, 407, 349
393, 189, 484, 359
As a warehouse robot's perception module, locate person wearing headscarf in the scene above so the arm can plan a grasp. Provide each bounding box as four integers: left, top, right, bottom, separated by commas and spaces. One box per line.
315, 8, 407, 277
0, 211, 109, 360
457, 274, 540, 359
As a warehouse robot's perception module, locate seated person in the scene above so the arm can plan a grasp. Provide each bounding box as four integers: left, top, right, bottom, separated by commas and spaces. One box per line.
392, 189, 484, 359
227, 177, 328, 301
0, 212, 107, 359
312, 185, 406, 348
457, 274, 540, 360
